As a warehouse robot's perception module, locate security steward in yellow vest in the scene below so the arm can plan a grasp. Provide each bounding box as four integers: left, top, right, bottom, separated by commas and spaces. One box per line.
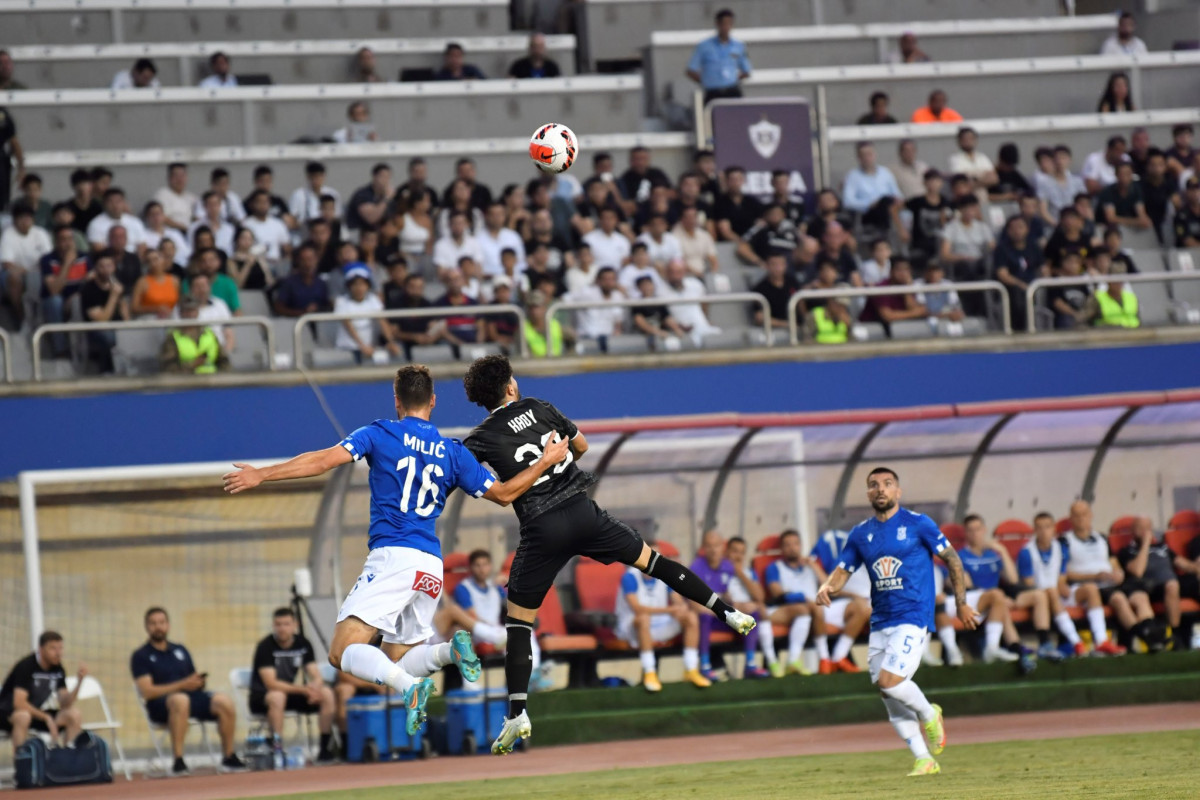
1091, 282, 1140, 329
160, 297, 227, 374
806, 299, 851, 344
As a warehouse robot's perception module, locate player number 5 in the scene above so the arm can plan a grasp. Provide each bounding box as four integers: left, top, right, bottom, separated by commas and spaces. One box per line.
395, 456, 444, 517
514, 431, 574, 485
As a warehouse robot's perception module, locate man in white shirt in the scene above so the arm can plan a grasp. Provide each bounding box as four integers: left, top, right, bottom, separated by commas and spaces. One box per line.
892, 139, 930, 200
288, 162, 341, 228
1100, 13, 1148, 57
477, 203, 526, 277
581, 207, 632, 270
186, 273, 235, 353
241, 190, 292, 262
432, 211, 485, 274
192, 168, 245, 224
672, 206, 718, 277
188, 191, 236, 255
947, 127, 998, 197
660, 259, 718, 346
198, 52, 238, 89
141, 202, 192, 265
1082, 135, 1130, 195
1037, 145, 1089, 222
110, 58, 160, 90
635, 214, 683, 271
152, 163, 197, 231
572, 266, 627, 346
87, 188, 146, 254
0, 201, 52, 322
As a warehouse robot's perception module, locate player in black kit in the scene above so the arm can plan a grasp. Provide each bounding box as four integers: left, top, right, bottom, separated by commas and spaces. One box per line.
462, 355, 756, 754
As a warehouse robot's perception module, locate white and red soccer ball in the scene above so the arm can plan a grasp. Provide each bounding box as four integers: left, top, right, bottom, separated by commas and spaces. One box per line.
529, 123, 578, 174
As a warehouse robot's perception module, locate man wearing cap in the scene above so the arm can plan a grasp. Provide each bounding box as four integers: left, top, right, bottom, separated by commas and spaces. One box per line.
334, 263, 399, 363
161, 298, 227, 374
1174, 177, 1200, 248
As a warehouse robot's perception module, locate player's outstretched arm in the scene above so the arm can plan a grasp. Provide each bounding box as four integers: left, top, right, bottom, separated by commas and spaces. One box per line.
940, 547, 979, 630
481, 432, 570, 507
815, 567, 850, 607
223, 446, 353, 494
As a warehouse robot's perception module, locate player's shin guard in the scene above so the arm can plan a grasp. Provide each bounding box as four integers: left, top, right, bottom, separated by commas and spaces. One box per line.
881, 680, 936, 723
398, 643, 452, 678
642, 551, 735, 620
504, 615, 534, 718
341, 643, 415, 693
882, 696, 930, 758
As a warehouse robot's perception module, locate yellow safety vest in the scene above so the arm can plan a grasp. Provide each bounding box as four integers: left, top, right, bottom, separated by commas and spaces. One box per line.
524, 318, 564, 358
812, 306, 848, 344
172, 328, 220, 374
1094, 289, 1139, 329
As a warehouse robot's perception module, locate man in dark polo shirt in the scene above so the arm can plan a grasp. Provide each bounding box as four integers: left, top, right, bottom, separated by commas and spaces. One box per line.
131, 607, 246, 776
751, 253, 800, 332
738, 203, 800, 268
249, 608, 335, 762
0, 631, 84, 752
1095, 161, 1151, 231
272, 244, 331, 317
1117, 518, 1180, 650
713, 166, 764, 241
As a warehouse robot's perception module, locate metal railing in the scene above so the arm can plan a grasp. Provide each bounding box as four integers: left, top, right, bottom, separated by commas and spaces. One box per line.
1025, 271, 1200, 333
546, 292, 774, 349
787, 281, 1011, 345
0, 327, 12, 383
31, 315, 276, 381
292, 304, 530, 364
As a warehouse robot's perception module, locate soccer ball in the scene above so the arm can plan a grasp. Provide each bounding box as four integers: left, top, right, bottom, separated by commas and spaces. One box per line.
529, 123, 578, 174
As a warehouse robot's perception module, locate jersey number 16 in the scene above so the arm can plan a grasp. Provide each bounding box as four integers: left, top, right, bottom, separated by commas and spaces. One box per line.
395, 456, 443, 517
514, 431, 573, 486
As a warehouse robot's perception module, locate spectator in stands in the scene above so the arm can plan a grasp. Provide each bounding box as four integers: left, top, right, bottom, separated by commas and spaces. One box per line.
1044, 206, 1092, 270
0, 105, 20, 214
386, 273, 450, 355
160, 297, 227, 374
444, 158, 493, 212
636, 213, 684, 271
484, 277, 521, 347
1037, 145, 1088, 223
271, 244, 328, 317
111, 58, 159, 90
859, 256, 925, 333
914, 262, 964, 322
188, 273, 234, 354
737, 204, 799, 268
1064, 500, 1154, 653
1175, 177, 1200, 247
189, 193, 236, 255
898, 169, 949, 271
187, 246, 239, 313
393, 195, 435, 269
1166, 124, 1195, 178
522, 290, 565, 358
939, 196, 993, 281
153, 163, 197, 232
690, 530, 768, 679
1096, 161, 1151, 231
436, 267, 483, 346
857, 92, 897, 126
1127, 128, 1152, 178
289, 162, 341, 229
79, 250, 127, 371
686, 8, 752, 105
994, 215, 1046, 332
615, 562, 710, 692
18, 174, 51, 229
631, 185, 673, 235
527, 208, 573, 274
393, 157, 438, 215
673, 206, 718, 277
619, 146, 672, 211
583, 207, 632, 271
817, 221, 861, 286
247, 165, 295, 229
199, 52, 237, 88
331, 101, 378, 145
766, 170, 804, 229
131, 249, 180, 319
334, 263, 397, 363
801, 255, 853, 326
437, 179, 486, 238
947, 127, 997, 199
435, 42, 485, 81
195, 168, 245, 224
661, 259, 719, 347
617, 242, 656, 295
0, 631, 84, 754
105, 226, 141, 292
88, 188, 146, 254
500, 183, 532, 240
752, 253, 799, 332
989, 144, 1034, 203
39, 224, 89, 340
890, 31, 930, 64
132, 608, 245, 776
571, 266, 626, 350
1096, 72, 1133, 114
92, 167, 114, 199
509, 33, 561, 79
354, 47, 381, 83
1101, 226, 1137, 275
1136, 150, 1173, 242
241, 190, 292, 263
345, 162, 391, 233
0, 49, 25, 91
692, 150, 720, 206
432, 210, 484, 274
714, 167, 764, 242
1082, 135, 1129, 195
50, 202, 88, 254
1100, 12, 1147, 56
1043, 249, 1089, 328
1001, 193, 1048, 250
859, 238, 891, 286
1084, 270, 1139, 329
632, 275, 688, 346
911, 90, 962, 124
65, 169, 101, 235
477, 202, 526, 278
892, 140, 930, 200
0, 201, 51, 323
843, 141, 900, 233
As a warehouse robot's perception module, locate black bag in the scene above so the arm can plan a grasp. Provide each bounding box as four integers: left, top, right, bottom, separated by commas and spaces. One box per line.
15, 732, 113, 789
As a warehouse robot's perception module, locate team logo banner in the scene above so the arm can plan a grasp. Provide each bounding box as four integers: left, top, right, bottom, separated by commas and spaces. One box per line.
711, 98, 815, 210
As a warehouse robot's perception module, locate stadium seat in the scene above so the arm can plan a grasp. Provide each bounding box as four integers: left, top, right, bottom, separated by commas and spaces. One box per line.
537, 586, 599, 653
1167, 249, 1200, 273
993, 519, 1033, 559
851, 322, 888, 342
940, 523, 966, 551
409, 344, 457, 364
1056, 517, 1072, 534
442, 552, 472, 598
937, 317, 987, 338
700, 329, 752, 350
603, 334, 650, 355
239, 291, 271, 318
888, 320, 935, 341
1168, 510, 1200, 533
309, 348, 357, 369
751, 534, 783, 580
458, 343, 503, 361
63, 675, 130, 781
1107, 515, 1138, 554
1136, 280, 1173, 327
573, 558, 628, 647
112, 328, 165, 376
1165, 527, 1197, 558
654, 541, 680, 558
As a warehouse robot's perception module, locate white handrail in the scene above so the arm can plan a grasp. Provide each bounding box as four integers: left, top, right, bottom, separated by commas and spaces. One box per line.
30, 315, 276, 381
2, 0, 507, 11
787, 280, 1011, 345
1024, 271, 1200, 333
291, 303, 529, 364
829, 108, 1200, 143
545, 291, 774, 349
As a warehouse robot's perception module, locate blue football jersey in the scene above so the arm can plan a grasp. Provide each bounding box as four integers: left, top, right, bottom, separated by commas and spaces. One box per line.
811, 529, 849, 573
339, 417, 496, 557
958, 547, 1004, 590
837, 508, 950, 630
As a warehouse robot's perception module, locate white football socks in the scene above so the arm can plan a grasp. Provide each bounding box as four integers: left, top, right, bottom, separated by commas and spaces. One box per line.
881, 679, 936, 723
985, 621, 1004, 652
759, 622, 779, 665
882, 696, 930, 759
682, 647, 700, 672
830, 634, 855, 663
937, 626, 962, 661
1087, 607, 1108, 644
1055, 612, 1082, 646
398, 643, 452, 678
788, 616, 812, 663
472, 621, 508, 646
340, 643, 414, 693
639, 650, 657, 673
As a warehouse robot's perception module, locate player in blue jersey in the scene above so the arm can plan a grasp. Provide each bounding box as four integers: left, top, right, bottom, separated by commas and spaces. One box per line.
223, 366, 568, 734
816, 467, 976, 778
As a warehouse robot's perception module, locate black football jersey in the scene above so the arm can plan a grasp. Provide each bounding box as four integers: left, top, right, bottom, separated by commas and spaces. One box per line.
464, 397, 596, 523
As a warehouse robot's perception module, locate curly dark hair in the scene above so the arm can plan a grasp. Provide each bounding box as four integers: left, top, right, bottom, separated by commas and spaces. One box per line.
463, 354, 513, 409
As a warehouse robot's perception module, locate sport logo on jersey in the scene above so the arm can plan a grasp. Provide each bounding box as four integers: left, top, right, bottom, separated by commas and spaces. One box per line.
412, 572, 443, 598
871, 556, 904, 591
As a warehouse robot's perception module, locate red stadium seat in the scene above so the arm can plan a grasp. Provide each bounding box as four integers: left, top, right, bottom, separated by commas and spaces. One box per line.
1169, 510, 1200, 533
1106, 516, 1138, 554
993, 519, 1033, 559
654, 541, 681, 558
1165, 527, 1197, 559
538, 586, 599, 652
940, 523, 966, 551
756, 534, 782, 555
442, 551, 472, 598
574, 558, 627, 615
1056, 517, 1072, 534
752, 554, 780, 581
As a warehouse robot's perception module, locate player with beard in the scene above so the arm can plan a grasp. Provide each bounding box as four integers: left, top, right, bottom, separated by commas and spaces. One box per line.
461, 355, 757, 754
816, 467, 977, 777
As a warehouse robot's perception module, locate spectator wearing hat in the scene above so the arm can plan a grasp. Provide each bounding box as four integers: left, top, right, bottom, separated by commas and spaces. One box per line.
199, 52, 237, 88
911, 90, 961, 124
111, 58, 159, 90
686, 9, 752, 105
334, 263, 398, 363
160, 297, 227, 374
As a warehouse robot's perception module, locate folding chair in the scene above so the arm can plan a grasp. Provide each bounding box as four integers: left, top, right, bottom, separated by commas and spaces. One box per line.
133, 683, 218, 770
228, 668, 313, 754
65, 675, 130, 780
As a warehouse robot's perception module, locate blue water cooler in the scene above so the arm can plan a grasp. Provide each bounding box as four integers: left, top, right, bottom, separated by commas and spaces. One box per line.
387, 696, 427, 758
344, 696, 388, 762
444, 688, 486, 754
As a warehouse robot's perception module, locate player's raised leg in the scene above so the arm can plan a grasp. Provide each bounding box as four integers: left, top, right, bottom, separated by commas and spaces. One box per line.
629, 542, 757, 635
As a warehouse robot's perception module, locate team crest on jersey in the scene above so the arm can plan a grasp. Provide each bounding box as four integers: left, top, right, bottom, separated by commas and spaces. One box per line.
412, 572, 443, 598
897, 526, 907, 541
871, 556, 904, 590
